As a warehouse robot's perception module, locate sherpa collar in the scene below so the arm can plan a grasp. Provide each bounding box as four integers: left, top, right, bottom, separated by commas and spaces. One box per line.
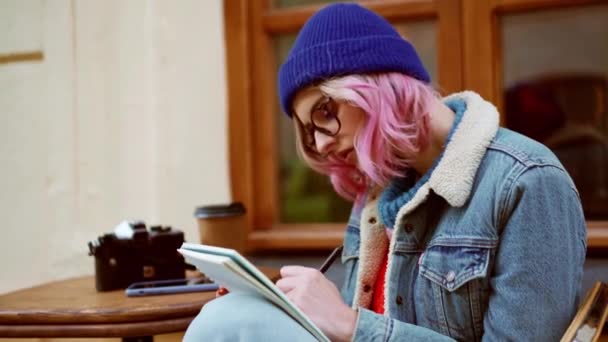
351, 91, 500, 310
428, 91, 499, 203
392, 91, 500, 223
378, 97, 466, 229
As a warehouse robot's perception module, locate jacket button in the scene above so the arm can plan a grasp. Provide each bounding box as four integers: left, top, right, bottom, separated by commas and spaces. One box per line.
445, 270, 456, 282
403, 223, 414, 233
363, 284, 372, 293
368, 217, 377, 224
396, 295, 403, 305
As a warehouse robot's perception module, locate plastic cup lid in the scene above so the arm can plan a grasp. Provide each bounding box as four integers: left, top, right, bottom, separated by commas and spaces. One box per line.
194, 202, 246, 218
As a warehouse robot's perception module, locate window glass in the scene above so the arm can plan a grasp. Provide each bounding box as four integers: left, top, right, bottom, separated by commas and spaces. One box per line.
501, 5, 608, 219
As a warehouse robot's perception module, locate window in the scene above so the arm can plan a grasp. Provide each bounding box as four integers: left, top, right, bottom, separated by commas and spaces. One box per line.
224, 0, 608, 252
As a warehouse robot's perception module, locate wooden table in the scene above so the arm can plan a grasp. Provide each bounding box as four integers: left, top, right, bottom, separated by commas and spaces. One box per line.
0, 268, 278, 341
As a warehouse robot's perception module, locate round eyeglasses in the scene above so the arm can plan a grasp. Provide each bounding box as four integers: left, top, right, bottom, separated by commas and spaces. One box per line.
294, 96, 342, 154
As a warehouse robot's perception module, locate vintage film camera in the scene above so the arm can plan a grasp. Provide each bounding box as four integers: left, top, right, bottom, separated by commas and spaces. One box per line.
88, 221, 186, 292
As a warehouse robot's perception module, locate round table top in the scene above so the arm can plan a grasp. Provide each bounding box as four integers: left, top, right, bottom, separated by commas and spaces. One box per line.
0, 267, 278, 324
0, 267, 279, 338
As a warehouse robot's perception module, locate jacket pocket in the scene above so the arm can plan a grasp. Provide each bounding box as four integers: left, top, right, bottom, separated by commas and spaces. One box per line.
417, 237, 497, 341
419, 237, 496, 292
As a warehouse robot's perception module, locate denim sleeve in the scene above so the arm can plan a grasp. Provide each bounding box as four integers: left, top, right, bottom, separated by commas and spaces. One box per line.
352, 308, 456, 341
482, 165, 587, 341
340, 196, 365, 305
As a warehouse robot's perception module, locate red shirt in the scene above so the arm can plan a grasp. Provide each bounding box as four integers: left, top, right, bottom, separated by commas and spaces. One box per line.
371, 252, 389, 314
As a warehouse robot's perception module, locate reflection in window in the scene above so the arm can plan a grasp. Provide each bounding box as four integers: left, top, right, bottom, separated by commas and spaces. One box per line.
275, 35, 352, 223
393, 21, 437, 83
502, 5, 608, 219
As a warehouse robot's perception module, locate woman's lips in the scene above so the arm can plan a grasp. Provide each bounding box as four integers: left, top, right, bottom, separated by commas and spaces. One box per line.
340, 149, 355, 163
347, 150, 354, 162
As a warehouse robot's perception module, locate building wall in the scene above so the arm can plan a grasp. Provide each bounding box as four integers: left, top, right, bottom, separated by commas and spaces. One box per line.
0, 0, 229, 294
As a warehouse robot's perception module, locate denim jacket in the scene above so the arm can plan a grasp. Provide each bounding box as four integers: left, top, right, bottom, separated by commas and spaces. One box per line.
340, 91, 587, 341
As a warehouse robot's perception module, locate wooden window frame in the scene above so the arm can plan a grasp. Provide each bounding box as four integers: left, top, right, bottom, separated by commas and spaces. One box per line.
225, 0, 608, 252
224, 0, 462, 251
462, 0, 608, 250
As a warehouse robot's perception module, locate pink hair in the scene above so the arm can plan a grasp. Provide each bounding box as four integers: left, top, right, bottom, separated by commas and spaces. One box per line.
294, 72, 437, 202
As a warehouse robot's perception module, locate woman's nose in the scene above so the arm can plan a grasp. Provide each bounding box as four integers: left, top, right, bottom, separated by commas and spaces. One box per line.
314, 130, 337, 156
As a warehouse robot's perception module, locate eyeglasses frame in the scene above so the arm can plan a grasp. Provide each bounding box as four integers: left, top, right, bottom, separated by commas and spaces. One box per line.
292, 96, 342, 155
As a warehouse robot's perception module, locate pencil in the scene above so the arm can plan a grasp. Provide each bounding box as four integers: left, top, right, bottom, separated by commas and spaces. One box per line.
319, 245, 344, 273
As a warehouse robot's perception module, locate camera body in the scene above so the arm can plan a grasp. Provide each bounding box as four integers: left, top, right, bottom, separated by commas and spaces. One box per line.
88, 221, 186, 292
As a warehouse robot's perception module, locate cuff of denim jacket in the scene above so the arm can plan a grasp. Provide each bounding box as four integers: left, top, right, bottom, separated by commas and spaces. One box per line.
352, 307, 393, 341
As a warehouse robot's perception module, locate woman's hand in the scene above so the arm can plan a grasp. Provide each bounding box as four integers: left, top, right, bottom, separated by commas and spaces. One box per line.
276, 266, 357, 342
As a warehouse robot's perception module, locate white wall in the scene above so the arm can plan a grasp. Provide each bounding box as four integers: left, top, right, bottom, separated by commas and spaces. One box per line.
0, 0, 230, 294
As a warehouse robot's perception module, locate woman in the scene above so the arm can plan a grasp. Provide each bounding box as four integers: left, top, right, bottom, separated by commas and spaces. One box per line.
185, 3, 586, 341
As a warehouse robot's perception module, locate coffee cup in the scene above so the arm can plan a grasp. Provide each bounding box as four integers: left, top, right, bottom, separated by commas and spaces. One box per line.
194, 202, 246, 252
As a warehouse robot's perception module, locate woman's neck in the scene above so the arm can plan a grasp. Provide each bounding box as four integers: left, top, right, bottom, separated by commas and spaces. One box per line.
410, 99, 456, 176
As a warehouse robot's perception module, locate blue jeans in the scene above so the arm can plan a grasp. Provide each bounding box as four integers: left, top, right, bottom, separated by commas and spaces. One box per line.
184, 293, 317, 341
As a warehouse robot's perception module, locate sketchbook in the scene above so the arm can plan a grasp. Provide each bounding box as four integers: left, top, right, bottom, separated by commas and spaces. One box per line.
178, 243, 330, 342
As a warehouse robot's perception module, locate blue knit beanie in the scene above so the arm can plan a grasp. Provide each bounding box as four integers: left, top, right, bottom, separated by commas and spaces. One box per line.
278, 3, 430, 116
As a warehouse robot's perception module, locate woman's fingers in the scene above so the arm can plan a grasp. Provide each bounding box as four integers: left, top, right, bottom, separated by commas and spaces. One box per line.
278, 266, 328, 294
275, 275, 300, 293
280, 265, 317, 277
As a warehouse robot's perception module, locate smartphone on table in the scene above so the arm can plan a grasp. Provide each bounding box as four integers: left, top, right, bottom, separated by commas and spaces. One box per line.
125, 276, 219, 297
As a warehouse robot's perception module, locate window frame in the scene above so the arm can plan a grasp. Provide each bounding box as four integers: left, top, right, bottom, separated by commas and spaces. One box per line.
462, 0, 608, 250
224, 0, 608, 252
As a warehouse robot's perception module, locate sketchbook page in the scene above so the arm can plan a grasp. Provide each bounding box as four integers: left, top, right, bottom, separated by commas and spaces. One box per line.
180, 243, 281, 295
178, 249, 329, 342
180, 249, 311, 330
179, 244, 330, 342
179, 249, 283, 305
180, 243, 306, 317
178, 250, 263, 295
